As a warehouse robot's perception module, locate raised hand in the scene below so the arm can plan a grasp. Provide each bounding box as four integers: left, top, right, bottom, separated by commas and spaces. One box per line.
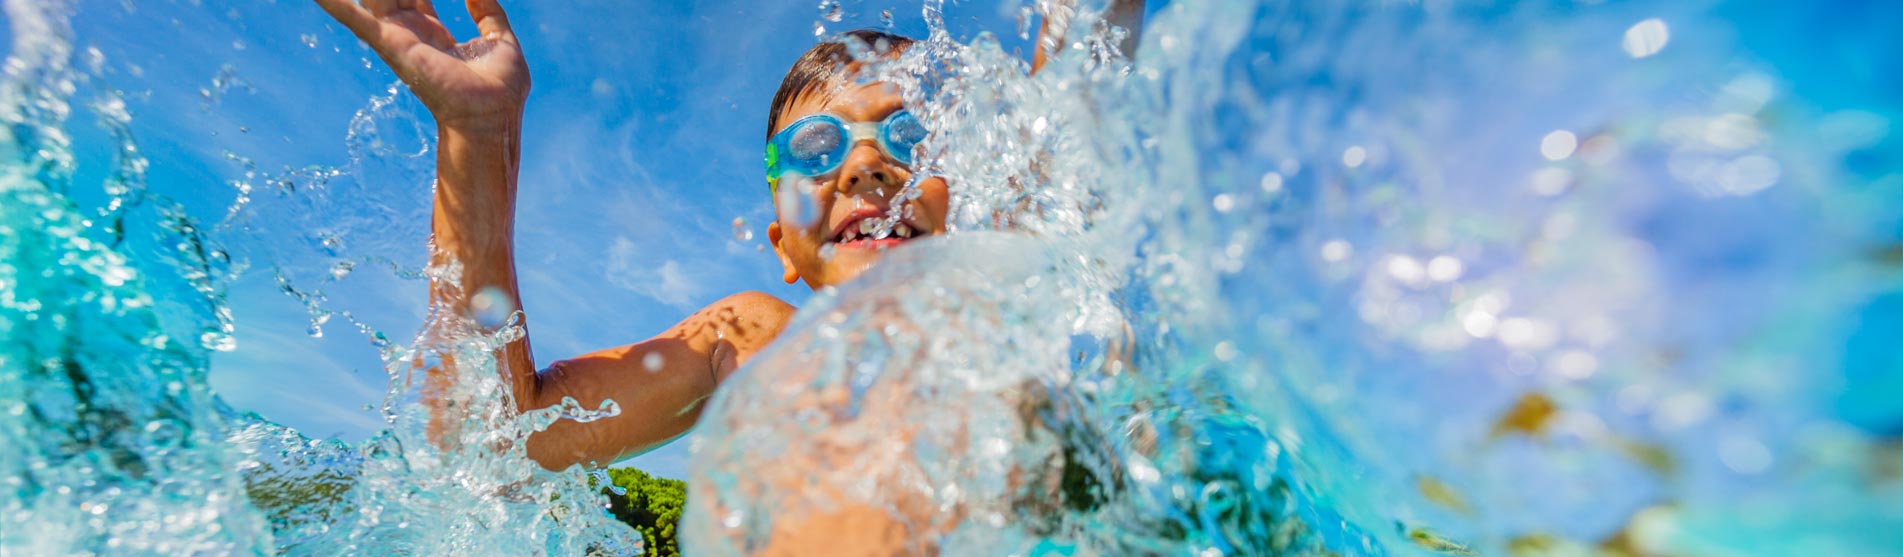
314, 0, 529, 130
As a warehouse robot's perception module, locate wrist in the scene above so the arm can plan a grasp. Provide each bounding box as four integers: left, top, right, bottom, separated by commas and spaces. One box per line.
435, 114, 522, 207
438, 111, 524, 144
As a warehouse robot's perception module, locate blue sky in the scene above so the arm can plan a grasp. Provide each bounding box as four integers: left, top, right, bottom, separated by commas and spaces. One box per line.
59, 0, 1040, 479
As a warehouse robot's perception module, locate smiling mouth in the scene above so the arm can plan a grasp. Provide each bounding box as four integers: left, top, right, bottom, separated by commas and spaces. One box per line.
830, 211, 924, 250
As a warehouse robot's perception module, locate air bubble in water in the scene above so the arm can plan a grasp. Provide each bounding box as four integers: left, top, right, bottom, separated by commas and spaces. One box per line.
818, 0, 843, 22
301, 34, 318, 48
880, 9, 894, 29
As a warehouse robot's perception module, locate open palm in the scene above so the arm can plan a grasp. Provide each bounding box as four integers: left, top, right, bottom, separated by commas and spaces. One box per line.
315, 0, 529, 129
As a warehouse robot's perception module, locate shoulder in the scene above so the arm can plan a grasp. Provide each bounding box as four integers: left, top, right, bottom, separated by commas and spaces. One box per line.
710, 291, 796, 328
691, 292, 797, 380
676, 291, 796, 349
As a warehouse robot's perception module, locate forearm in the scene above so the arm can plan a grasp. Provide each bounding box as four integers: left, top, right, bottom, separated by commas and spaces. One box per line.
428, 118, 538, 407
1032, 0, 1145, 74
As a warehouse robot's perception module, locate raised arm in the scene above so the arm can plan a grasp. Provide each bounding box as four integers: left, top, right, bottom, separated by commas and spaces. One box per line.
312, 0, 794, 470
1032, 0, 1146, 74
312, 0, 535, 394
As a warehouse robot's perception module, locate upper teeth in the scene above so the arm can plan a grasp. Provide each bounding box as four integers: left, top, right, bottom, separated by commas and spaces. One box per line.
838, 220, 916, 242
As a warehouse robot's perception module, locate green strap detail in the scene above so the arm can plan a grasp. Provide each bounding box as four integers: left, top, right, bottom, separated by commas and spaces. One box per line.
764, 143, 781, 192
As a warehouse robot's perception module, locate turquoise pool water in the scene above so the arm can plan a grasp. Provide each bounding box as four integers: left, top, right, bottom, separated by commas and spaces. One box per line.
4, 1, 1901, 556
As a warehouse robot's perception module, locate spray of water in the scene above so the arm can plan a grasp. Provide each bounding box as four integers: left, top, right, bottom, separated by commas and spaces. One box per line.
2, 1, 1899, 556
2, 2, 639, 555
686, 1, 1901, 556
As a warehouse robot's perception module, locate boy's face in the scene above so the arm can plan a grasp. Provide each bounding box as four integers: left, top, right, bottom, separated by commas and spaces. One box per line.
767, 80, 951, 290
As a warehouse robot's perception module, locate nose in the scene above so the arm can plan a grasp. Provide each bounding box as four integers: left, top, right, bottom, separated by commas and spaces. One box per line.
837, 141, 906, 197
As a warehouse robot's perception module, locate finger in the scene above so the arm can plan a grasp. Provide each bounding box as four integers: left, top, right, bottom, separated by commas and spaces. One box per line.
465, 0, 515, 39
312, 0, 380, 40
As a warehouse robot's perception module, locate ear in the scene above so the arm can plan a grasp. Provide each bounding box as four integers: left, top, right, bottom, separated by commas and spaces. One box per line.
767, 222, 800, 284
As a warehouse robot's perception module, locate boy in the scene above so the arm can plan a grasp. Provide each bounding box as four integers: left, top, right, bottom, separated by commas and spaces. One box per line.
311, 0, 1139, 471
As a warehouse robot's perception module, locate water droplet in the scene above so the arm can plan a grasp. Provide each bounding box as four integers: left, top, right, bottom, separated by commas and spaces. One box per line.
879, 9, 894, 28
1623, 18, 1670, 58
1213, 341, 1238, 362
1259, 172, 1283, 193
319, 234, 344, 255
643, 352, 665, 373
1715, 155, 1781, 196
1320, 240, 1353, 262
307, 312, 332, 338
1386, 255, 1426, 286
1426, 256, 1463, 282
1212, 194, 1235, 213
1548, 350, 1598, 380
470, 286, 516, 329
776, 177, 820, 229
200, 331, 237, 352
818, 0, 843, 22
1342, 146, 1367, 168
1541, 130, 1578, 160
1279, 158, 1301, 176
1529, 167, 1574, 196
732, 217, 753, 241
1496, 318, 1558, 350
1718, 434, 1772, 474
300, 33, 318, 48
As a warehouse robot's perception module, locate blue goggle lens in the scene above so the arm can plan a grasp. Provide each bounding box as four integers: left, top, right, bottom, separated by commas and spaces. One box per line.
882, 111, 926, 166
786, 116, 845, 167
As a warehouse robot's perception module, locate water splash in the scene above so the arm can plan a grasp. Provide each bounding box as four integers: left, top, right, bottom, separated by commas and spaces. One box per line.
2, 1, 1899, 557
1, 3, 638, 556
687, 1, 1902, 556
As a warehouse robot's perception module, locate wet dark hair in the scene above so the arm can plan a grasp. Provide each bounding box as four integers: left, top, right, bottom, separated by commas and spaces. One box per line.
766, 29, 915, 141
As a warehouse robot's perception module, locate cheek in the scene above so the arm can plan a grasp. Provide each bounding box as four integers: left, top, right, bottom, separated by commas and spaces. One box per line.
918, 177, 952, 226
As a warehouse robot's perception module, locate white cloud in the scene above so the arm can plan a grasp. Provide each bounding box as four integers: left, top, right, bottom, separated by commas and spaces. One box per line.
605, 236, 710, 309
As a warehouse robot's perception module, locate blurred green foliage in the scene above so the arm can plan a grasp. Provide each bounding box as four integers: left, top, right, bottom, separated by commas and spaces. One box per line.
597, 467, 686, 557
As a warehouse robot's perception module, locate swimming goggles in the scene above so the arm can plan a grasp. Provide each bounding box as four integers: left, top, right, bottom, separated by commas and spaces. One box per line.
765, 110, 927, 192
